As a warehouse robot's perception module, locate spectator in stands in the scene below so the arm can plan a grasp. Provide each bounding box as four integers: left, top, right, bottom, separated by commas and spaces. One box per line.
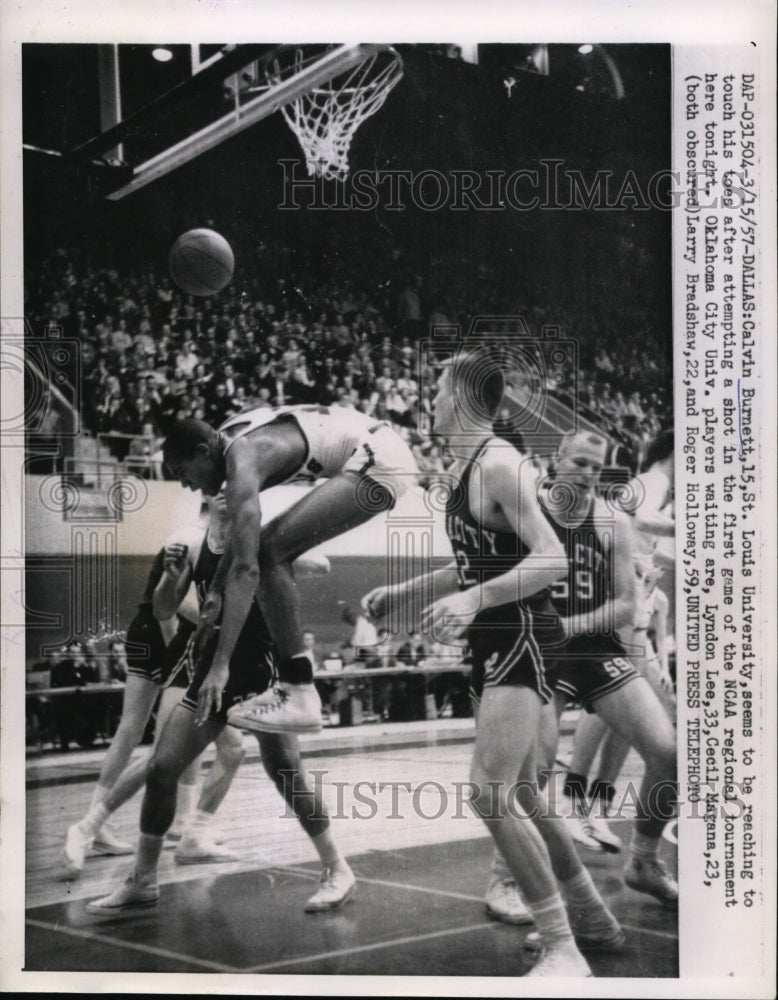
366, 629, 395, 671
205, 382, 232, 426
49, 643, 100, 750
27, 233, 670, 486
302, 629, 320, 673
104, 640, 129, 682
341, 606, 378, 666
396, 630, 427, 667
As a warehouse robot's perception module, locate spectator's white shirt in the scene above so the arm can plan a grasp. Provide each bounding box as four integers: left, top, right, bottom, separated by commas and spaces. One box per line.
351, 615, 378, 649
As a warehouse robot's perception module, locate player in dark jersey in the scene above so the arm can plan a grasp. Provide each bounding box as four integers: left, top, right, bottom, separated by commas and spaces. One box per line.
60, 542, 250, 878
86, 497, 354, 915
60, 551, 166, 869
363, 350, 622, 977
557, 430, 676, 846
162, 404, 418, 735
537, 430, 678, 909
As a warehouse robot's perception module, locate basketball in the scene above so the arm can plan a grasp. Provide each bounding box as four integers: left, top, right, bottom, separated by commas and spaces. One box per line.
169, 228, 234, 296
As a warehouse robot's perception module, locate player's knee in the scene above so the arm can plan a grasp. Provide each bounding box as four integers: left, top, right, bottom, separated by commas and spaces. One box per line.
356, 475, 397, 513
642, 728, 676, 779
145, 756, 179, 796
258, 521, 289, 567
656, 738, 677, 779
469, 763, 506, 820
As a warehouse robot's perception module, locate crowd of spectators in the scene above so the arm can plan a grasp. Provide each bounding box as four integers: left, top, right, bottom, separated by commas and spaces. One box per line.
307, 612, 472, 724
26, 236, 671, 480
26, 640, 129, 751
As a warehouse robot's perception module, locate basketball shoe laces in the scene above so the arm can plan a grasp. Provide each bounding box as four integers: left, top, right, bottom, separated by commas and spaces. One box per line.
249, 686, 290, 715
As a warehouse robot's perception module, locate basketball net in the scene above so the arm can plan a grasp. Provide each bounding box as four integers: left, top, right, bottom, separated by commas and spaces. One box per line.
270, 48, 403, 181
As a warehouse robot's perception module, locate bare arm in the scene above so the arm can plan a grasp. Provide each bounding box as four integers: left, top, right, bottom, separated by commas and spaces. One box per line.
152, 544, 194, 621
195, 439, 261, 723
211, 441, 262, 670
362, 563, 461, 621
651, 586, 670, 678
563, 507, 636, 637
479, 452, 568, 608
634, 469, 675, 537
421, 447, 567, 641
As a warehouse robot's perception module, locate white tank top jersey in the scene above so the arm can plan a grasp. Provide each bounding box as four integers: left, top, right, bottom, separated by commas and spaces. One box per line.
219, 404, 417, 489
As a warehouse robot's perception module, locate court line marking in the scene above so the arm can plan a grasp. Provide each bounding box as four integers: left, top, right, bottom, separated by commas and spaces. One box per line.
244, 919, 497, 973
280, 864, 485, 903
278, 867, 679, 941
25, 917, 241, 974
618, 922, 678, 941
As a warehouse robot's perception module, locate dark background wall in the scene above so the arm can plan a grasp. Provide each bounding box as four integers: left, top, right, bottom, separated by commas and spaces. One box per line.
25, 555, 393, 662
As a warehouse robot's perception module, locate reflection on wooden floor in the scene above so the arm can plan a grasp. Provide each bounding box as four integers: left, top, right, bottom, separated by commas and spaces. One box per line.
25, 717, 678, 979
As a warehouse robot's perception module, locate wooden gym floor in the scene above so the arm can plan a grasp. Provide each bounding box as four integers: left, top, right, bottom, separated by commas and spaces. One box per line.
24, 717, 678, 981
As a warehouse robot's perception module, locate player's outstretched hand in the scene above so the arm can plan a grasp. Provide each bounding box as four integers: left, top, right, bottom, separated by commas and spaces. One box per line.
420, 589, 481, 645
195, 661, 229, 725
163, 543, 189, 581
361, 586, 390, 620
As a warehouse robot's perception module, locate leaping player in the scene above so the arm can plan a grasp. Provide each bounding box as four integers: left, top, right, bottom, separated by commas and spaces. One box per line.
162, 404, 419, 734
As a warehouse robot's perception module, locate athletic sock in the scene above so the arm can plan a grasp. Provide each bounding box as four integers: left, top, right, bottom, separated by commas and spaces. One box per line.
80, 802, 111, 838
629, 830, 661, 861
182, 808, 214, 841
560, 869, 620, 935
560, 869, 610, 911
311, 827, 345, 869
172, 780, 200, 832
489, 847, 513, 884
282, 654, 314, 685
526, 892, 575, 946
135, 833, 164, 883
88, 782, 112, 813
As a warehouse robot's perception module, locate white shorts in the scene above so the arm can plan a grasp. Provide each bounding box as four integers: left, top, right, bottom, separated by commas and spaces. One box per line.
341, 424, 419, 503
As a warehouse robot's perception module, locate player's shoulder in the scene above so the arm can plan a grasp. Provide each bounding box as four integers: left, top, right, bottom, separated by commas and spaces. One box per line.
480, 435, 524, 465
480, 437, 535, 483
592, 494, 631, 528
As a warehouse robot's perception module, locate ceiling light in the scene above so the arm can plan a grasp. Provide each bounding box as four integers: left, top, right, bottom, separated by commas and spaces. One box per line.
152, 47, 174, 63
578, 44, 594, 55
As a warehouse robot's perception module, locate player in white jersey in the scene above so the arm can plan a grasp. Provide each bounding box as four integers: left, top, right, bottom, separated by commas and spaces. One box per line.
162, 404, 418, 734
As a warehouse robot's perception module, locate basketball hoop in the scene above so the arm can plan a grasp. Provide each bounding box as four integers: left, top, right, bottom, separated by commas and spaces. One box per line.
268, 46, 403, 181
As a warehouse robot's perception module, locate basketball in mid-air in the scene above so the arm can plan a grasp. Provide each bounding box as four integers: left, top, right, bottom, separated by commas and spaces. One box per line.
169, 228, 234, 296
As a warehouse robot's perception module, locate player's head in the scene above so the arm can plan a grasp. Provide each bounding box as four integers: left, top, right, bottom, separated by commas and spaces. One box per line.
554, 430, 609, 495
432, 348, 504, 437
163, 419, 225, 496
643, 428, 674, 470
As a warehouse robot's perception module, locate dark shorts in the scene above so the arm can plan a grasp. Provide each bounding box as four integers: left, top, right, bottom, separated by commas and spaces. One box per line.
179, 619, 276, 724
467, 600, 563, 706
161, 618, 197, 689
125, 608, 167, 685
547, 638, 639, 712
